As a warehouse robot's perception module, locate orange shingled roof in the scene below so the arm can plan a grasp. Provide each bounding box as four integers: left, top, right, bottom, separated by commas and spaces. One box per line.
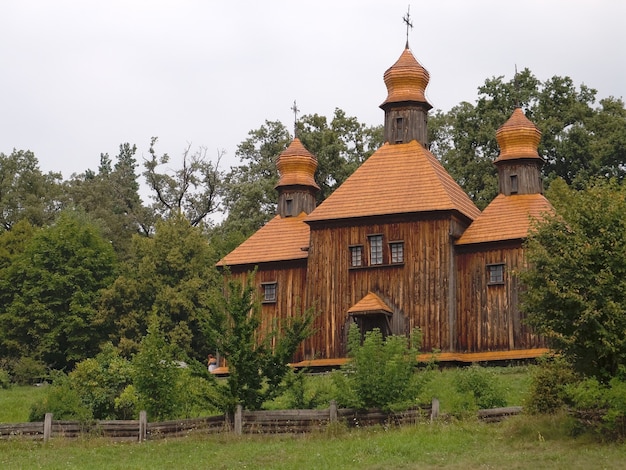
456, 194, 554, 245
348, 292, 393, 315
306, 141, 481, 222
381, 47, 430, 107
495, 108, 542, 163
216, 212, 310, 267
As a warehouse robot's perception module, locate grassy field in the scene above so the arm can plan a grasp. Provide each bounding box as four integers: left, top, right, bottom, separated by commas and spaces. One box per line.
2, 366, 625, 469
2, 415, 626, 469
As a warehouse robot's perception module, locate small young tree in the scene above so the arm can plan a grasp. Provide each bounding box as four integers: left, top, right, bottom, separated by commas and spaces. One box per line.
205, 276, 314, 412
333, 326, 432, 412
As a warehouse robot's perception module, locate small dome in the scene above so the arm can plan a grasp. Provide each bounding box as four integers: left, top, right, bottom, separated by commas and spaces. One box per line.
380, 47, 431, 108
275, 138, 320, 190
495, 108, 542, 162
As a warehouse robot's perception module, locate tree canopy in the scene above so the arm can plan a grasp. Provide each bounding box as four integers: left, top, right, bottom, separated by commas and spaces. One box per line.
430, 69, 626, 208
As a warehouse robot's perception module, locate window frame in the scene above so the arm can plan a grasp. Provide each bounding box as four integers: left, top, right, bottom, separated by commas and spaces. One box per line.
487, 263, 505, 286
389, 241, 404, 264
349, 245, 364, 267
261, 281, 277, 303
368, 234, 384, 266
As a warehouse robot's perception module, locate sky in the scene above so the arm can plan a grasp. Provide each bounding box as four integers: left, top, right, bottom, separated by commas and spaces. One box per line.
2, 0, 625, 183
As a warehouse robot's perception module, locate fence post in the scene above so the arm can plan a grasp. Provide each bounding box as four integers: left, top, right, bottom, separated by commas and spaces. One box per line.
430, 398, 439, 423
329, 400, 337, 423
234, 405, 243, 435
43, 413, 53, 442
139, 410, 147, 442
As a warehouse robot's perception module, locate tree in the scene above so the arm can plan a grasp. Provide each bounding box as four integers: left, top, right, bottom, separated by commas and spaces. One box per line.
0, 149, 62, 231
430, 69, 626, 208
521, 178, 626, 381
0, 210, 118, 369
98, 212, 220, 360
65, 143, 154, 260
143, 137, 223, 229
204, 276, 314, 412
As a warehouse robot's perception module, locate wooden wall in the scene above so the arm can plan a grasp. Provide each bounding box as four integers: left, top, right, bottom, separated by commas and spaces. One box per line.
227, 260, 309, 361
455, 244, 545, 352
303, 214, 465, 359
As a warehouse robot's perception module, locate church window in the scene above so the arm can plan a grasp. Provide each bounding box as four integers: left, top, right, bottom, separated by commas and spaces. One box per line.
262, 282, 277, 303
390, 242, 404, 264
369, 235, 383, 265
487, 264, 505, 285
395, 117, 404, 143
350, 245, 363, 267
285, 198, 293, 216
510, 175, 518, 194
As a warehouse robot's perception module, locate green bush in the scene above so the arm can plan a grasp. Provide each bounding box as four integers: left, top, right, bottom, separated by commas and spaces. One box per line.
12, 357, 47, 385
453, 364, 507, 410
280, 369, 336, 410
0, 369, 11, 389
28, 373, 93, 422
332, 327, 432, 412
526, 355, 578, 414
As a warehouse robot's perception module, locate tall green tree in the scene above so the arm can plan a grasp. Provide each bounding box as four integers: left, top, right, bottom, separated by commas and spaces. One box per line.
522, 178, 626, 381
204, 276, 314, 412
0, 210, 118, 369
98, 212, 220, 360
0, 149, 62, 231
430, 69, 626, 208
66, 143, 153, 260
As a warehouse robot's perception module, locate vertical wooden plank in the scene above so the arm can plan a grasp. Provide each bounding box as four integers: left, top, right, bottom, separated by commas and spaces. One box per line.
43, 412, 52, 442
138, 410, 147, 442
430, 398, 439, 423
329, 400, 337, 423
234, 405, 243, 435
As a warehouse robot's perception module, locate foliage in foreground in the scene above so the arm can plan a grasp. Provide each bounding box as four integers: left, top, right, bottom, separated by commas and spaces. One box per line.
522, 179, 626, 382
332, 327, 433, 412
204, 276, 315, 413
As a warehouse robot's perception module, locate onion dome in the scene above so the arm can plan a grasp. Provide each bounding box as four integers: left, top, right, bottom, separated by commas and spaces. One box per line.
380, 47, 431, 108
495, 108, 542, 162
275, 137, 320, 190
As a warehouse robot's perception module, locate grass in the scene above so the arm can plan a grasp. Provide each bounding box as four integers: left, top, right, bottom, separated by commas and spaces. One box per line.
0, 385, 48, 423
2, 414, 626, 469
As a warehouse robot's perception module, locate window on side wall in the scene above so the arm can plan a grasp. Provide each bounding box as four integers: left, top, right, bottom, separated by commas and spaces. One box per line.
487, 263, 505, 285
390, 241, 404, 264
350, 245, 363, 267
262, 282, 277, 303
368, 235, 383, 265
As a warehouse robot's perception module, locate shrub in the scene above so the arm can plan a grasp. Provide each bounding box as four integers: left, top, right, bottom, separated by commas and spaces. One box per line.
453, 364, 507, 410
281, 369, 336, 410
0, 368, 11, 389
332, 327, 432, 412
12, 357, 47, 385
29, 373, 93, 422
526, 355, 578, 414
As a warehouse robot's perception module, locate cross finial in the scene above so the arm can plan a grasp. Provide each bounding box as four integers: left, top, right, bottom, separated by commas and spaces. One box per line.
403, 5, 413, 48
514, 64, 520, 108
291, 100, 300, 137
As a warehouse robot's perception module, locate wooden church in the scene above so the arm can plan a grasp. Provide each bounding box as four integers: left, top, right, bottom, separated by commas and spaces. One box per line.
217, 42, 553, 365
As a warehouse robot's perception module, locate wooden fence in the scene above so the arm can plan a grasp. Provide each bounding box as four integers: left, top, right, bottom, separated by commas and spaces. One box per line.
0, 399, 522, 442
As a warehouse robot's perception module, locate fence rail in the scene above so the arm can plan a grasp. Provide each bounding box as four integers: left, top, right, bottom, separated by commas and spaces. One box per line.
0, 399, 521, 442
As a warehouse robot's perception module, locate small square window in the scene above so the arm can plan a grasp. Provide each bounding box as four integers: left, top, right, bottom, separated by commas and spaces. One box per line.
262, 282, 277, 302
369, 235, 383, 265
487, 264, 505, 285
350, 245, 363, 267
390, 242, 404, 264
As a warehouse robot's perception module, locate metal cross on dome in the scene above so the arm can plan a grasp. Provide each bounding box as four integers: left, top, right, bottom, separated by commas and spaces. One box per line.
291, 100, 300, 137
403, 5, 413, 48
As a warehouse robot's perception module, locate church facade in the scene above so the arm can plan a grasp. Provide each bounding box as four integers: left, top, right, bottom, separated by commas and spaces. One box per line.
217, 44, 553, 364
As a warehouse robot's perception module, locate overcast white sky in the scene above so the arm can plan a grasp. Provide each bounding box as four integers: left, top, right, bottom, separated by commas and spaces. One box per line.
2, 0, 625, 181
